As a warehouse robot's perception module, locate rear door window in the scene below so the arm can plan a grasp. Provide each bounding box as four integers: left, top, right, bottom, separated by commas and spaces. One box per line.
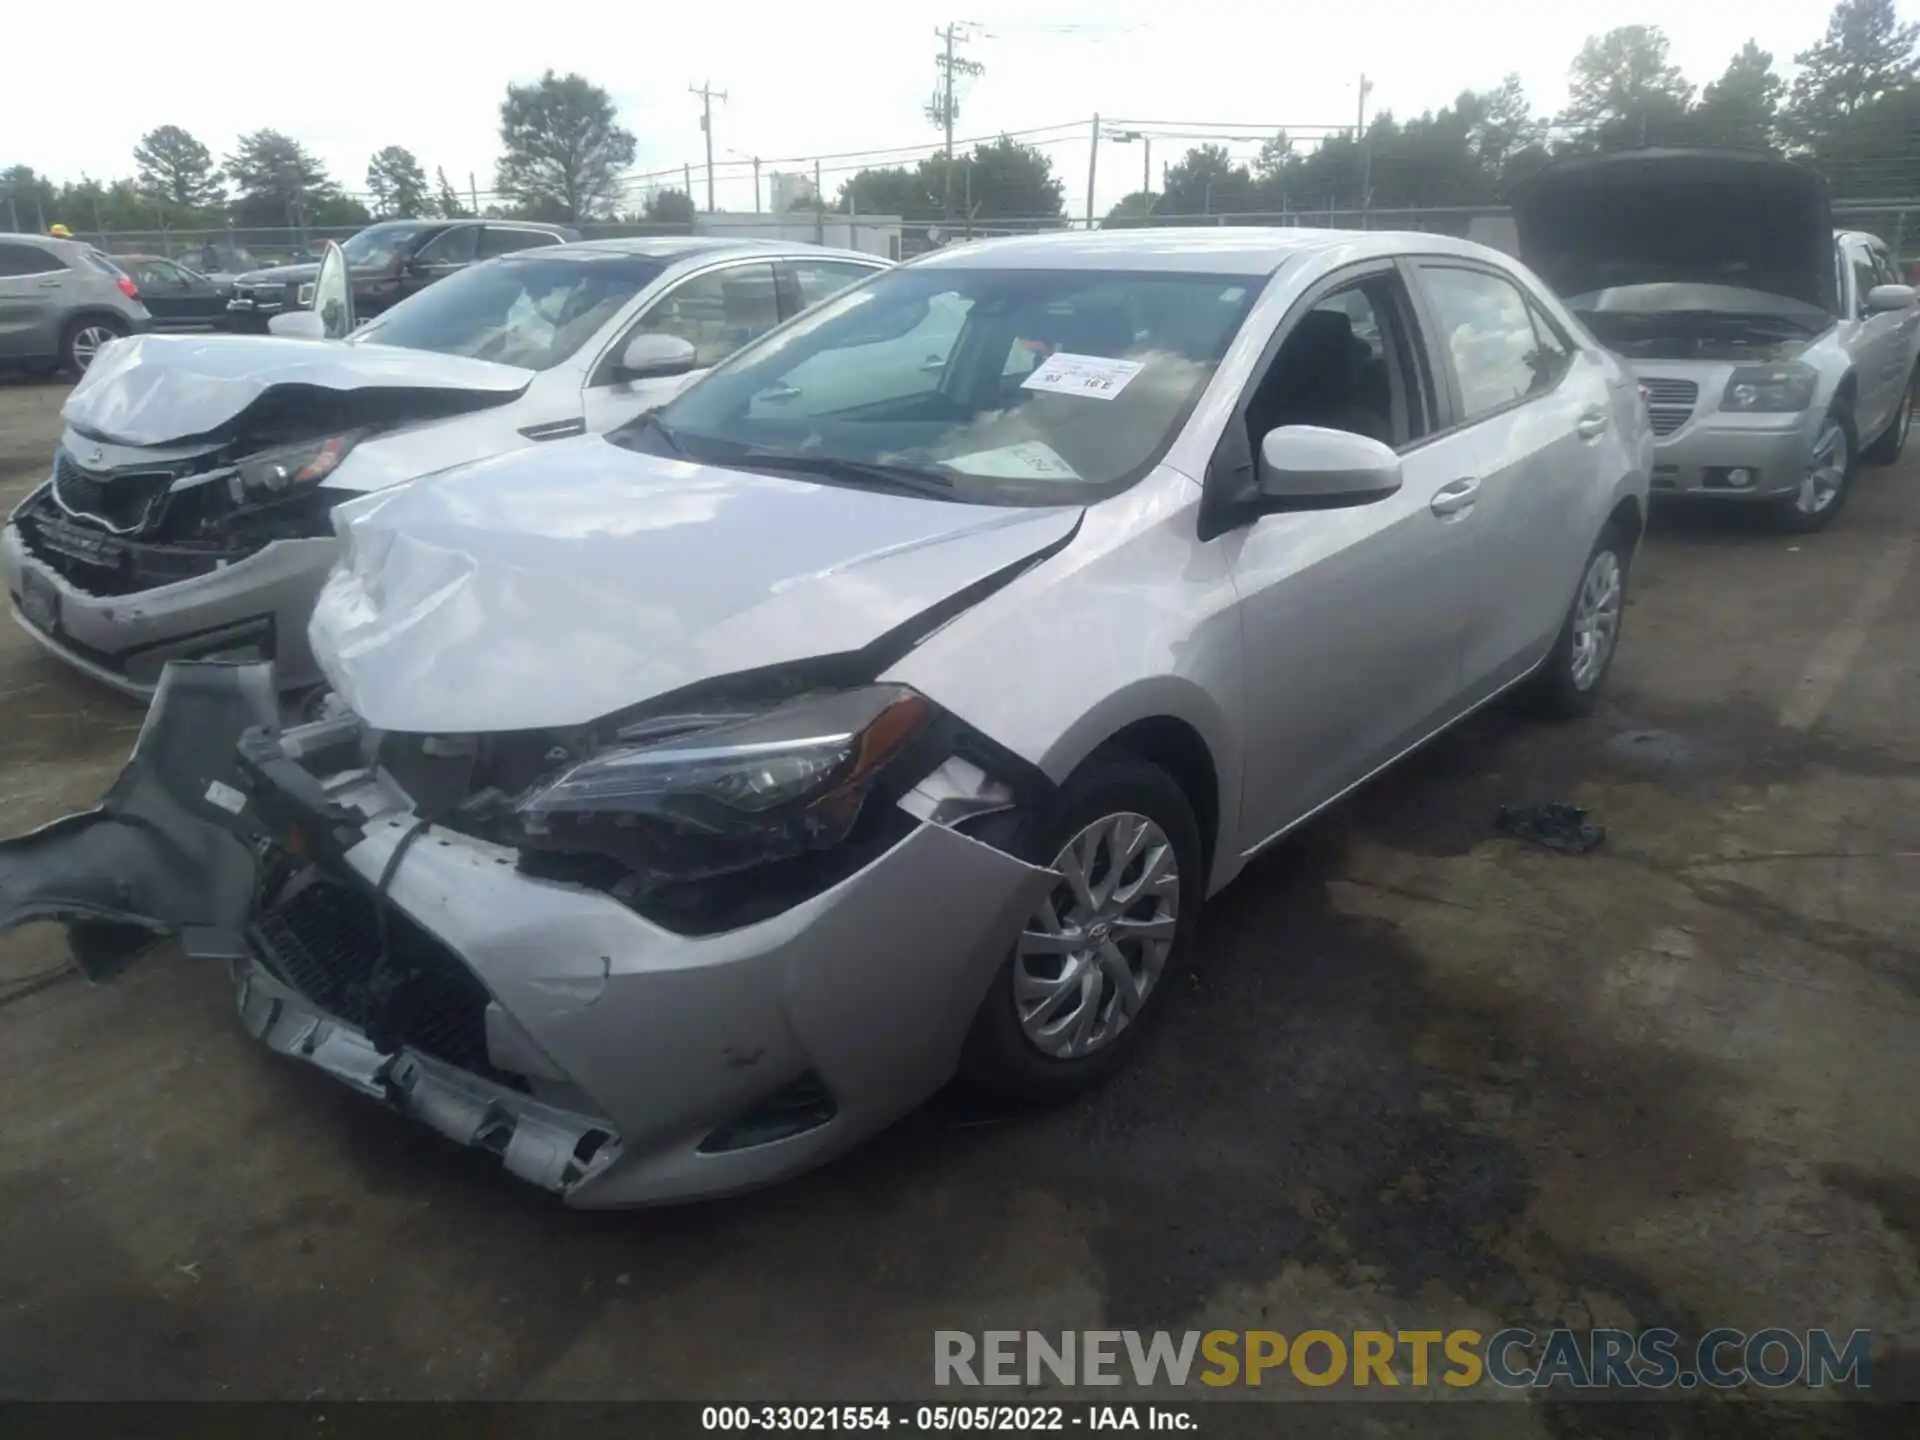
479, 228, 560, 259
0, 243, 68, 278
1417, 265, 1551, 420
414, 226, 479, 266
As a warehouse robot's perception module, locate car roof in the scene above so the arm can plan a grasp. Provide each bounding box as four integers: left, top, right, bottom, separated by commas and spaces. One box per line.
535, 235, 884, 266
905, 226, 1507, 276
0, 231, 73, 251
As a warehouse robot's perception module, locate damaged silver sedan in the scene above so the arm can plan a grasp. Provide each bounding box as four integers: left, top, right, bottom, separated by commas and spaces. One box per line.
0, 228, 1650, 1205
4, 237, 885, 695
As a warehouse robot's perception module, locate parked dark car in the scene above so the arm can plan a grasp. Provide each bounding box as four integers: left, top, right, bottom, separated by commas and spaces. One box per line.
225, 219, 579, 331
114, 254, 232, 330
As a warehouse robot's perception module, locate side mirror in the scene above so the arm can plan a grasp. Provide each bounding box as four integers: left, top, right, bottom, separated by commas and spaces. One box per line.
1256, 426, 1402, 510
1865, 283, 1916, 315
267, 311, 328, 340
620, 332, 700, 379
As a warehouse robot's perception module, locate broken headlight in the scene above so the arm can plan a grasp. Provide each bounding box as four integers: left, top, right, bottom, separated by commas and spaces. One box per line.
514, 685, 934, 885
230, 431, 363, 500
1720, 364, 1817, 414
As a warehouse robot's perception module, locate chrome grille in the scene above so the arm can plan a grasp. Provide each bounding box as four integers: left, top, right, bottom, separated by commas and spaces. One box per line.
50, 450, 176, 534
1640, 377, 1699, 437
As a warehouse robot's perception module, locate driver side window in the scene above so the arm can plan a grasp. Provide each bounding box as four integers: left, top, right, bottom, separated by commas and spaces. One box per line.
1241, 275, 1424, 455
631, 262, 781, 367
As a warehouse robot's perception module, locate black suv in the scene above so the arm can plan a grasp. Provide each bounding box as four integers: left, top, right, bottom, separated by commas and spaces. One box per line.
226, 218, 580, 330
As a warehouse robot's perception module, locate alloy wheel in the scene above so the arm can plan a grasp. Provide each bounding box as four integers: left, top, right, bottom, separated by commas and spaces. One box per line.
1796, 417, 1849, 518
1013, 812, 1181, 1060
1569, 548, 1623, 692
70, 325, 118, 371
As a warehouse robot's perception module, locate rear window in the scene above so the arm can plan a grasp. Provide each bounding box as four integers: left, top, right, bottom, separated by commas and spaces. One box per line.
81, 249, 128, 278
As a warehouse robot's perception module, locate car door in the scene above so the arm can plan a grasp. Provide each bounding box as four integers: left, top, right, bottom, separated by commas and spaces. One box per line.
130, 259, 211, 326
1867, 241, 1919, 420
0, 242, 67, 360
1222, 260, 1484, 847
1409, 260, 1614, 696
579, 258, 784, 434
1845, 240, 1903, 435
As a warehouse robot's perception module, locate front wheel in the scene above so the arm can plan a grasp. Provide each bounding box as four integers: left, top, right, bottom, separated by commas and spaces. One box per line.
1520, 521, 1632, 719
1773, 409, 1856, 533
959, 754, 1202, 1103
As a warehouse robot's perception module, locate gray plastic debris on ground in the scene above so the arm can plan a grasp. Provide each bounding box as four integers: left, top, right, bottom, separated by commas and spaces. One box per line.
0, 661, 275, 979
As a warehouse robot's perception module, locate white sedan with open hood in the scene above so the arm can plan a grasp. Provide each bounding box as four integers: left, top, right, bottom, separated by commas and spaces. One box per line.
3, 237, 886, 695
1512, 148, 1920, 532
0, 228, 1650, 1206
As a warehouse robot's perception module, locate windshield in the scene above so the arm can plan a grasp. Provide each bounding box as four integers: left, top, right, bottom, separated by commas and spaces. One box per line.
346, 253, 665, 370
340, 223, 431, 269
631, 266, 1259, 505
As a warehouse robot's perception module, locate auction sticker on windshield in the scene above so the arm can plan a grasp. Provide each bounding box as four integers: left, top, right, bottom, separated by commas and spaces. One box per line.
1021, 352, 1143, 401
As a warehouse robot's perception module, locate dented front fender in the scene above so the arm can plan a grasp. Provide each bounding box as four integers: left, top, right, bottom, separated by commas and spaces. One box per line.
0, 662, 277, 978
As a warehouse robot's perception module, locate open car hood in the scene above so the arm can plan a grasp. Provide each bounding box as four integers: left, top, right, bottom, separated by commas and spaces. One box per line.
63, 333, 535, 448
310, 436, 1082, 733
1510, 148, 1838, 314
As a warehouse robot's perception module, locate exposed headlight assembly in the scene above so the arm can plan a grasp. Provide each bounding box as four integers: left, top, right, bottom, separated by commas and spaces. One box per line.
230, 432, 363, 500
1721, 364, 1817, 414
515, 685, 935, 885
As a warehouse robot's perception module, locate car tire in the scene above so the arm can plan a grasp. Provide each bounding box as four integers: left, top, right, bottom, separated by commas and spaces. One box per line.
1772, 407, 1857, 534
1861, 367, 1916, 466
958, 753, 1203, 1104
1520, 520, 1633, 720
62, 315, 128, 375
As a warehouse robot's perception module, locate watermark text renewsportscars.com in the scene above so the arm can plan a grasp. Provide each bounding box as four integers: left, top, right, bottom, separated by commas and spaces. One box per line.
934, 1328, 1874, 1392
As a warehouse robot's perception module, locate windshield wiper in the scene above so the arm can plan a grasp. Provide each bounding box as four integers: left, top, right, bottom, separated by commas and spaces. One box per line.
734, 451, 957, 498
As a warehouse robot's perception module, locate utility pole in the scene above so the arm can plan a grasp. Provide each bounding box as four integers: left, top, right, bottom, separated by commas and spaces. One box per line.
684, 163, 693, 202
1356, 72, 1374, 226
1086, 113, 1100, 228
814, 159, 824, 245
468, 172, 479, 215
752, 157, 762, 214
930, 23, 983, 219
690, 81, 728, 213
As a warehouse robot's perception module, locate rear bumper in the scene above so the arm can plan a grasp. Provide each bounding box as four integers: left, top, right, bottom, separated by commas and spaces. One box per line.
1647, 412, 1821, 502
3, 520, 337, 695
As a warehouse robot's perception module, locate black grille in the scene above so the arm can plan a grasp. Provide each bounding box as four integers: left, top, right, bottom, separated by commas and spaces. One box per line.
52, 450, 177, 533
1640, 377, 1699, 437
251, 875, 516, 1083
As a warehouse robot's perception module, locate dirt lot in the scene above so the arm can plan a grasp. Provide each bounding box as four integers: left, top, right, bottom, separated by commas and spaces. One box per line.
0, 375, 1914, 1430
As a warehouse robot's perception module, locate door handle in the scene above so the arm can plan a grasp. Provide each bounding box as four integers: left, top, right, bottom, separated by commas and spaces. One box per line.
1430, 477, 1480, 517
757, 383, 802, 402
1576, 408, 1608, 439
920, 355, 946, 372
36, 279, 62, 289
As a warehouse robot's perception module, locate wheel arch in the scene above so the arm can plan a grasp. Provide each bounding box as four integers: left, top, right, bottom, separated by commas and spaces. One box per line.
1032, 678, 1235, 893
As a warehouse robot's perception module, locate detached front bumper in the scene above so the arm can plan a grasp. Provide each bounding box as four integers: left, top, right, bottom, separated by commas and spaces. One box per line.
0, 663, 1057, 1206
4, 518, 337, 696
1647, 411, 1821, 502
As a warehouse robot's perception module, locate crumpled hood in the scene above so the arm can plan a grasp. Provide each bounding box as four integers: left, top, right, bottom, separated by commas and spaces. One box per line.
1511, 148, 1838, 314
310, 436, 1082, 733
63, 333, 534, 448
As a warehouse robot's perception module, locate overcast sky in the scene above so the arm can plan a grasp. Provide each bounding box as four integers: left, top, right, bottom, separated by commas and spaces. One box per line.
1, 0, 1885, 220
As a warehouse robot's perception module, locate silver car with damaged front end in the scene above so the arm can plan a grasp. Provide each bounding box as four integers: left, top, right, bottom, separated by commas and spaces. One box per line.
5, 238, 886, 697
0, 228, 1650, 1205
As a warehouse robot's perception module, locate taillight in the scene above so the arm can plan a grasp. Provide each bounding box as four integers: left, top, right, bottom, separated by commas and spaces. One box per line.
116, 275, 139, 300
